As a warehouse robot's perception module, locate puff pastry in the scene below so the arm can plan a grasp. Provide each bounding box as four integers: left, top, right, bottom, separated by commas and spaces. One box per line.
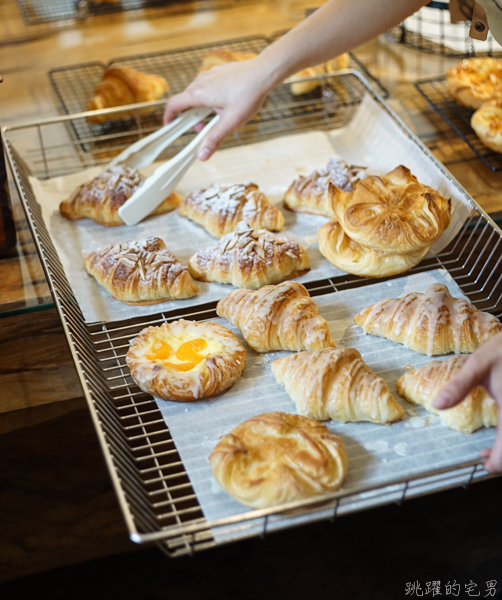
179, 182, 284, 238
333, 166, 451, 254
209, 411, 347, 508
446, 57, 502, 110
85, 237, 198, 304
216, 281, 335, 352
86, 66, 168, 123
396, 355, 497, 433
471, 99, 502, 153
60, 165, 181, 226
317, 219, 429, 278
198, 48, 257, 72
188, 221, 310, 289
287, 54, 350, 95
354, 283, 502, 356
272, 347, 404, 424
126, 319, 246, 401
283, 158, 366, 217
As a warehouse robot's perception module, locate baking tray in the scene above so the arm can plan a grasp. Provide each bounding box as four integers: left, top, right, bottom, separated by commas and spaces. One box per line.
415, 75, 502, 172
4, 71, 502, 557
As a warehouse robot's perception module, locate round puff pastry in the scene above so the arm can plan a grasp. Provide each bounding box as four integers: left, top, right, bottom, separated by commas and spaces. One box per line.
85, 237, 198, 305
179, 182, 284, 238
471, 99, 502, 153
287, 54, 350, 96
198, 48, 257, 72
396, 355, 497, 433
188, 221, 310, 289
446, 57, 502, 110
317, 219, 429, 278
126, 319, 246, 401
209, 411, 347, 508
333, 166, 451, 254
60, 165, 181, 226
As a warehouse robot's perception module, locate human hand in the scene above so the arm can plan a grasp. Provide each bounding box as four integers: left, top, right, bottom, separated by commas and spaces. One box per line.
433, 331, 502, 473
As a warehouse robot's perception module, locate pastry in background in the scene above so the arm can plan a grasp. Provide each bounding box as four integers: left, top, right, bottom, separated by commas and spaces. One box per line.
354, 283, 502, 356
179, 182, 284, 238
216, 281, 335, 352
446, 57, 502, 110
60, 165, 181, 226
188, 221, 310, 289
471, 99, 502, 153
126, 319, 246, 401
86, 66, 168, 123
85, 237, 198, 305
198, 48, 257, 72
271, 347, 404, 424
283, 158, 366, 217
287, 54, 350, 95
396, 355, 497, 433
209, 411, 347, 508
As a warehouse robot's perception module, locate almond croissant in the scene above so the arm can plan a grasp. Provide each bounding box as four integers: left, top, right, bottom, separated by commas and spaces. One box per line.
216, 281, 335, 352
354, 283, 502, 356
272, 347, 404, 424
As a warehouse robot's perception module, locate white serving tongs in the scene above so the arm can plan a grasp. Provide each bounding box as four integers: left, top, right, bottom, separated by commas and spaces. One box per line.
109, 106, 219, 226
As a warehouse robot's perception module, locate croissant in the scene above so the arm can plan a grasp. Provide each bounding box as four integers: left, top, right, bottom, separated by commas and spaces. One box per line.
272, 347, 404, 424
86, 66, 168, 123
198, 48, 257, 72
354, 283, 502, 356
283, 159, 366, 217
333, 166, 451, 254
179, 182, 284, 238
188, 221, 310, 289
287, 54, 350, 95
216, 281, 335, 352
60, 165, 181, 226
85, 237, 198, 304
396, 356, 497, 433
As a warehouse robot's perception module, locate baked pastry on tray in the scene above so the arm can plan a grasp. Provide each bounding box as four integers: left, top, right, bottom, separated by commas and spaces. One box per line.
188, 221, 310, 289
446, 57, 502, 110
287, 54, 350, 95
209, 411, 347, 508
60, 165, 181, 226
126, 319, 246, 401
272, 347, 404, 424
396, 355, 497, 433
198, 48, 258, 72
216, 281, 335, 352
471, 99, 502, 153
85, 236, 198, 305
179, 182, 284, 238
354, 283, 502, 356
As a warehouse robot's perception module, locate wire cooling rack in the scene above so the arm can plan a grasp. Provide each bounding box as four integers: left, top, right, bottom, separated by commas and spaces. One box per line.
414, 76, 502, 172
4, 71, 501, 556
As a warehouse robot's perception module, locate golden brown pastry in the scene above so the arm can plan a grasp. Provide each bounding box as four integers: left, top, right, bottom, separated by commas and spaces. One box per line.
126, 319, 246, 401
216, 281, 335, 352
396, 355, 497, 433
86, 66, 168, 123
60, 165, 181, 226
198, 48, 257, 72
179, 183, 284, 238
188, 221, 310, 289
85, 237, 198, 305
446, 57, 502, 110
354, 283, 502, 356
272, 347, 404, 424
287, 54, 350, 95
333, 166, 451, 254
471, 99, 502, 153
209, 411, 347, 508
317, 219, 429, 278
283, 158, 366, 217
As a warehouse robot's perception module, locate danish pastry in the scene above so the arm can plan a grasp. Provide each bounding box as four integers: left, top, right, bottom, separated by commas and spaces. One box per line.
446, 57, 502, 110
209, 411, 347, 508
216, 281, 335, 352
287, 54, 350, 96
188, 221, 310, 289
396, 355, 497, 433
354, 283, 502, 356
283, 158, 366, 217
126, 319, 246, 401
60, 165, 181, 226
317, 219, 429, 278
85, 237, 198, 305
198, 48, 257, 72
333, 166, 451, 254
179, 183, 284, 238
272, 347, 404, 424
471, 99, 502, 153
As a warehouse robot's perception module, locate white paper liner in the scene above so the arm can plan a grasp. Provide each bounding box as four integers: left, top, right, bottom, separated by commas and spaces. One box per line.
153, 269, 495, 543
29, 94, 472, 323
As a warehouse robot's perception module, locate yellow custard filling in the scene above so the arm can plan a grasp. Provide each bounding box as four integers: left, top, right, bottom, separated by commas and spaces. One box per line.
145, 335, 224, 371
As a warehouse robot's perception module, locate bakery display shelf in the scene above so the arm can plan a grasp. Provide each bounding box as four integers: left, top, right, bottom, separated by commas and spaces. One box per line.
4, 71, 502, 557
414, 75, 502, 172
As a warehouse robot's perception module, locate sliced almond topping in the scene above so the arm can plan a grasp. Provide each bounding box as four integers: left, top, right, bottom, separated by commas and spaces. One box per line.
285, 250, 298, 259
118, 257, 136, 268
225, 236, 238, 251
253, 242, 265, 259
138, 261, 146, 281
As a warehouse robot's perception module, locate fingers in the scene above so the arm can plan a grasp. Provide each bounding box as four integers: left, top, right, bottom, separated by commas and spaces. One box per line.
482, 406, 502, 473
197, 112, 243, 161
163, 90, 204, 124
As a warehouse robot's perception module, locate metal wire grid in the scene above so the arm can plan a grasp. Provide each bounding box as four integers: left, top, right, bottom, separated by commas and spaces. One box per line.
414, 76, 502, 172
